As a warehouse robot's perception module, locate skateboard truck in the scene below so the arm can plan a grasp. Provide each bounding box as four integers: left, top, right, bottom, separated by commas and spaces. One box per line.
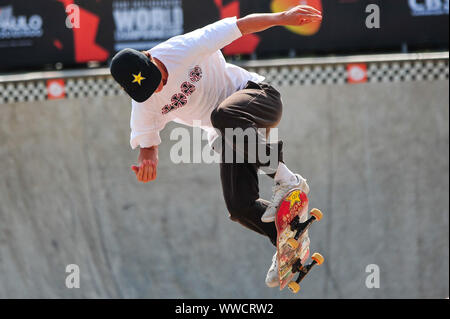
287, 208, 323, 250
287, 252, 325, 293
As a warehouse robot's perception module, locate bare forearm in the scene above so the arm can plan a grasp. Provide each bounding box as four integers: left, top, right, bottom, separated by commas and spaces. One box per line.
237, 5, 322, 36
237, 13, 283, 35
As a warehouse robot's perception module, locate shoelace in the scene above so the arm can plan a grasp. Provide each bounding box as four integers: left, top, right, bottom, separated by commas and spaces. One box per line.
268, 183, 291, 208
269, 185, 278, 204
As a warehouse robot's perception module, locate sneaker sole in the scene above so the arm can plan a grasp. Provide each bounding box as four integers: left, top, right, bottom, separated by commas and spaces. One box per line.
266, 280, 279, 288
261, 214, 276, 223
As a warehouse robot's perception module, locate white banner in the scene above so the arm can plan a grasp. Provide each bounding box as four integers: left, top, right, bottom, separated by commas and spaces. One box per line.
113, 0, 183, 51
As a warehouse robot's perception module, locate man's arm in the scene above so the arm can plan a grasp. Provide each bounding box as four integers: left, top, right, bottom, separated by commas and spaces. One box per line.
131, 146, 158, 183
236, 5, 322, 35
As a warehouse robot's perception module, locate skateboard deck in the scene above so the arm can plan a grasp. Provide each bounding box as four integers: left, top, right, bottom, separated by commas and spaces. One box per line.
275, 188, 324, 293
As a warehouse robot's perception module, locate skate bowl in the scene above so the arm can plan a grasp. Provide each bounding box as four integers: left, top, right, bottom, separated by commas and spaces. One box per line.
0, 53, 448, 298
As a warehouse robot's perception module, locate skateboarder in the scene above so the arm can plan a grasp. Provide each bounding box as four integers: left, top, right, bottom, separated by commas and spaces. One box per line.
110, 5, 322, 288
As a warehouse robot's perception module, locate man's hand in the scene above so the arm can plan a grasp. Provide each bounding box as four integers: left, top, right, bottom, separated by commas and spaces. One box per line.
131, 146, 158, 183
280, 5, 322, 26
237, 5, 322, 35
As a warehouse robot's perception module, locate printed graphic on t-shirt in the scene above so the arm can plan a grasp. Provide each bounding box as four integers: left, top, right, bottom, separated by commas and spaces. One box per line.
171, 93, 187, 108
189, 66, 203, 82
161, 65, 202, 115
181, 81, 196, 96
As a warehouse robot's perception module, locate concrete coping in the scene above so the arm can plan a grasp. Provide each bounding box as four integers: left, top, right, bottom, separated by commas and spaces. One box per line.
0, 51, 448, 84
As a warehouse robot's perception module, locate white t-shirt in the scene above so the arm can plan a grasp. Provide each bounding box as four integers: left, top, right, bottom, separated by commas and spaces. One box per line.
129, 17, 265, 149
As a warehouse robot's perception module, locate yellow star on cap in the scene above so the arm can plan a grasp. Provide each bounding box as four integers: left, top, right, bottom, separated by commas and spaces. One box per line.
286, 190, 301, 208
132, 72, 146, 86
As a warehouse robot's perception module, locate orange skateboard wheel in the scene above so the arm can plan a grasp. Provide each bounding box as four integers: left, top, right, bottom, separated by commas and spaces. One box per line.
287, 238, 299, 250
311, 252, 324, 265
288, 281, 300, 293
310, 208, 323, 221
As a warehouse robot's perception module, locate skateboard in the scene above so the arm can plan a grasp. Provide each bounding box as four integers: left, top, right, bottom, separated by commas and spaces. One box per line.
275, 188, 324, 293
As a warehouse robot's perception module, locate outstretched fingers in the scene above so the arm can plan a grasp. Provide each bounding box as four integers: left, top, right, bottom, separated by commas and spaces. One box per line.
295, 5, 322, 22
298, 5, 322, 16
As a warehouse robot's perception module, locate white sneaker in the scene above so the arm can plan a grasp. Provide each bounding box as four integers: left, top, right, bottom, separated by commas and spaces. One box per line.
261, 174, 309, 223
265, 251, 279, 288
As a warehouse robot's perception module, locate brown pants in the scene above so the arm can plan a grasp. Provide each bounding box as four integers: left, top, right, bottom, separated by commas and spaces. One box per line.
210, 81, 283, 246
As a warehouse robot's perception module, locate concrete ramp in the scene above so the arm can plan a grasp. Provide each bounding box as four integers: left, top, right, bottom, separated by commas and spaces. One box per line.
0, 79, 448, 298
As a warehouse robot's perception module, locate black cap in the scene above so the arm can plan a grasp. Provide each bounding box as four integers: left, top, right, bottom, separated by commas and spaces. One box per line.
110, 48, 162, 103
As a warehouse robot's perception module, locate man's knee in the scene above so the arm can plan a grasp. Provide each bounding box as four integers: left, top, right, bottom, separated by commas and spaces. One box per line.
211, 107, 228, 130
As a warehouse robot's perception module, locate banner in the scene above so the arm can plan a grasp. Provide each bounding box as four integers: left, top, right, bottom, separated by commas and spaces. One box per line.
0, 0, 448, 71
183, 0, 449, 56
0, 0, 114, 70
0, 0, 183, 71
112, 0, 183, 51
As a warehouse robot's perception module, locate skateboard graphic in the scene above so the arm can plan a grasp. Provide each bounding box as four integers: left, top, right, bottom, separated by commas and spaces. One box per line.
275, 188, 324, 293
